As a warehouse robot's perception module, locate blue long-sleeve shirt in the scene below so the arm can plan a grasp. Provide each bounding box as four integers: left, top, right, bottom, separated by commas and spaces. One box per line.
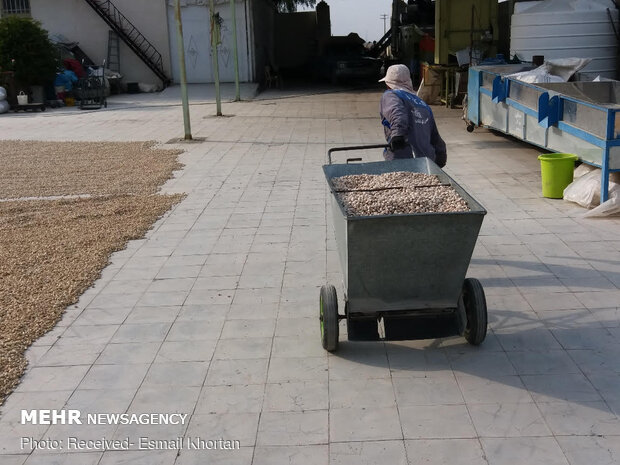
380, 89, 447, 167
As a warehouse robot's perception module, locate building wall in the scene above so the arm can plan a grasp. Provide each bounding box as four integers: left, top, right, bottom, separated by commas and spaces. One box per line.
166, 0, 252, 84
30, 0, 172, 86
275, 11, 316, 70
250, 0, 276, 84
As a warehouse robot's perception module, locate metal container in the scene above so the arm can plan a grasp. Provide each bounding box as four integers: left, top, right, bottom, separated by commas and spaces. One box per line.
510, 0, 618, 79
323, 157, 486, 316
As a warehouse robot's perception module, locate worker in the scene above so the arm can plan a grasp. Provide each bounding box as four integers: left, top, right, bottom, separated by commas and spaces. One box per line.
379, 64, 447, 167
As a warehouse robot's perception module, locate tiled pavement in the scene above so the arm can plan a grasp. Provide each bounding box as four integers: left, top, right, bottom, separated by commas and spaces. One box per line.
1, 86, 620, 465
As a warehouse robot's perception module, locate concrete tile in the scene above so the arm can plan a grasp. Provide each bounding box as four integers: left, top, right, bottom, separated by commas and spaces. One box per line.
110, 323, 171, 343
556, 435, 620, 465
536, 401, 620, 436
15, 366, 89, 393
330, 407, 402, 442
99, 450, 178, 465
0, 455, 27, 465
331, 441, 407, 465
0, 390, 74, 421
267, 357, 328, 383
96, 342, 160, 365
213, 337, 272, 360
129, 385, 200, 414
55, 325, 118, 346
481, 437, 569, 465
506, 350, 580, 375
330, 378, 396, 409
25, 453, 102, 464
468, 402, 550, 437
72, 307, 132, 326
64, 389, 136, 414
400, 404, 476, 439
205, 359, 269, 385
520, 373, 603, 403
196, 384, 264, 414
186, 413, 259, 447
404, 439, 486, 465
124, 306, 181, 324
78, 364, 149, 390
143, 362, 209, 387
392, 375, 463, 406
175, 448, 253, 465
166, 319, 224, 341
155, 340, 217, 362
257, 411, 327, 446
176, 304, 229, 321
495, 328, 563, 351
137, 291, 188, 307
328, 345, 390, 380
220, 319, 275, 339
184, 288, 234, 306
263, 381, 328, 412
455, 373, 533, 404
253, 445, 328, 465
448, 350, 516, 376
36, 343, 105, 367
272, 336, 325, 358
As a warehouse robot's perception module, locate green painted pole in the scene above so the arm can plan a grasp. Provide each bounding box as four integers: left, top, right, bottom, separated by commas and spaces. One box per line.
231, 0, 240, 101
210, 0, 222, 116
174, 0, 192, 140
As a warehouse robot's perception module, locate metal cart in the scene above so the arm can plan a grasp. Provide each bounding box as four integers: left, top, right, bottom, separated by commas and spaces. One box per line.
76, 71, 107, 110
320, 145, 488, 352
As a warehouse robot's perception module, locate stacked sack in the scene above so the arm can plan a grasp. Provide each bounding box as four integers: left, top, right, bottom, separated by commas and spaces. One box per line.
0, 86, 9, 114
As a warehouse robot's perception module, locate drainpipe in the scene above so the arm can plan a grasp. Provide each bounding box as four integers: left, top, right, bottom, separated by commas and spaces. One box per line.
231, 0, 241, 101
210, 0, 223, 116
174, 0, 192, 140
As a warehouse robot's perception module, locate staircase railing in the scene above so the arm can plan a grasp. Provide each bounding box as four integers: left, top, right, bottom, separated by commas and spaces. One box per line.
83, 0, 170, 85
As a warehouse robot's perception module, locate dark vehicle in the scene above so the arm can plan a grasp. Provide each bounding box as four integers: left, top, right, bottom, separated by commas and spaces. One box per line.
315, 39, 382, 84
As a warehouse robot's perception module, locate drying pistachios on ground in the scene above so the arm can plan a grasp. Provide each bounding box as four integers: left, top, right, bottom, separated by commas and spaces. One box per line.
332, 171, 470, 216
0, 140, 184, 405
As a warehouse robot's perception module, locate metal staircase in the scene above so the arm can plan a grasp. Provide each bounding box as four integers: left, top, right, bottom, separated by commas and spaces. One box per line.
83, 0, 170, 85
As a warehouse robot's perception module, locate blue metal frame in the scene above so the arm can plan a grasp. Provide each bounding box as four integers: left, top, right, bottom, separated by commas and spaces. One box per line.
467, 66, 620, 203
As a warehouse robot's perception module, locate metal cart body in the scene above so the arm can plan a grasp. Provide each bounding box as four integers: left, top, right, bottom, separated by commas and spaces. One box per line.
320, 148, 488, 351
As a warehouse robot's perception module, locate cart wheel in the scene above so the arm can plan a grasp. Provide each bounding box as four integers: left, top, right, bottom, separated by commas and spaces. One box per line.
462, 278, 487, 345
466, 122, 475, 133
320, 284, 339, 352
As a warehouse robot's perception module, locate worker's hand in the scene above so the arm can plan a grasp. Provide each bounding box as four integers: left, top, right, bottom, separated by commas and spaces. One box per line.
390, 135, 406, 152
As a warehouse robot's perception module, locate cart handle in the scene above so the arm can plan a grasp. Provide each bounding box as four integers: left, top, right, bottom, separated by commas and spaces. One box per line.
327, 144, 389, 165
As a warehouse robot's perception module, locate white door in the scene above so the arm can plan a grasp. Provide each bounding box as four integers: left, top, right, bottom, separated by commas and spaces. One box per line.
167, 2, 251, 84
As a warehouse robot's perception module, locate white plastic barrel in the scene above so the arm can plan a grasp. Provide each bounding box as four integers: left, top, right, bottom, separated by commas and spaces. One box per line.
511, 0, 619, 79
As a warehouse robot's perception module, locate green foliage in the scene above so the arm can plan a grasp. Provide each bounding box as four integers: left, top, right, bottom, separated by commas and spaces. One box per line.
272, 0, 317, 13
0, 16, 57, 87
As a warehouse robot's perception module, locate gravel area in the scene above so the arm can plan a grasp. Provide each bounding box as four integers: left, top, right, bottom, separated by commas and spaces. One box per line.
0, 140, 183, 199
0, 195, 183, 404
333, 172, 469, 216
0, 140, 185, 405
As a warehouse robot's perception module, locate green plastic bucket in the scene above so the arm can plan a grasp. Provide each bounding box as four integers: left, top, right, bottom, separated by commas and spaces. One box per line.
537, 153, 579, 199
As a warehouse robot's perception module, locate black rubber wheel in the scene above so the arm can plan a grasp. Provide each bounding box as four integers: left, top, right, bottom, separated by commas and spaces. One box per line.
466, 123, 475, 133
320, 284, 339, 352
462, 278, 487, 345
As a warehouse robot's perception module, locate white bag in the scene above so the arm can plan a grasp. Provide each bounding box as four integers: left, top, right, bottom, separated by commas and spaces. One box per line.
573, 163, 596, 178
0, 100, 10, 114
582, 191, 620, 217
563, 170, 602, 208
0, 86, 7, 101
